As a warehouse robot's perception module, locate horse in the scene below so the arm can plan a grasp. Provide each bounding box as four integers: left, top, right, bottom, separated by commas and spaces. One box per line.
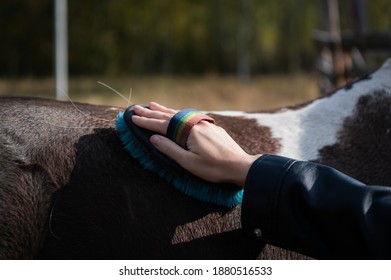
0, 59, 390, 259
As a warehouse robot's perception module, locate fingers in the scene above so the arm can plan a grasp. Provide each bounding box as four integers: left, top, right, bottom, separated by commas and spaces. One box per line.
132, 115, 168, 135
149, 102, 178, 114
132, 103, 177, 134
133, 104, 172, 120
150, 135, 191, 166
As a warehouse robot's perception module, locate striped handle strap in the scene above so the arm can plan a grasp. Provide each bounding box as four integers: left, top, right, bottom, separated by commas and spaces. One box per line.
166, 109, 215, 149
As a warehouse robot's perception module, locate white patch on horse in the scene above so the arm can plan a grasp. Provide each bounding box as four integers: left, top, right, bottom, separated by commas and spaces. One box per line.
211, 59, 391, 160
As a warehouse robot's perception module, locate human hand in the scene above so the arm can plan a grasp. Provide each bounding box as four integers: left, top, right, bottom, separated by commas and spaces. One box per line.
131, 102, 261, 186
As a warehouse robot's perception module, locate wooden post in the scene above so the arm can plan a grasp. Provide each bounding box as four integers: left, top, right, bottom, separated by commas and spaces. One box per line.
350, 0, 367, 37
328, 0, 345, 87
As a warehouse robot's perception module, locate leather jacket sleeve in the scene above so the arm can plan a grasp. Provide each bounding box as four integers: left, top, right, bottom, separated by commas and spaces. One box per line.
241, 154, 391, 259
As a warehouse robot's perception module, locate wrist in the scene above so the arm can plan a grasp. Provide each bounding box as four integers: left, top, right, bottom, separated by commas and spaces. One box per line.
227, 154, 263, 187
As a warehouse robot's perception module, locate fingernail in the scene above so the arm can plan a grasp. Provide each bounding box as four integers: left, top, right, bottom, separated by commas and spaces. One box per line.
150, 135, 161, 146
134, 105, 143, 112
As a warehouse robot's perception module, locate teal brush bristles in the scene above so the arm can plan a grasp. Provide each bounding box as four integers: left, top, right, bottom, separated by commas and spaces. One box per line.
116, 110, 243, 208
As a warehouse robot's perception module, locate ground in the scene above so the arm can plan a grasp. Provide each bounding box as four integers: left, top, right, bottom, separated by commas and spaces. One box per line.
0, 74, 319, 111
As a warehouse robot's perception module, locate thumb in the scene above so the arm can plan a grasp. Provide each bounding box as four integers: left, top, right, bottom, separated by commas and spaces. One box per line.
150, 135, 188, 164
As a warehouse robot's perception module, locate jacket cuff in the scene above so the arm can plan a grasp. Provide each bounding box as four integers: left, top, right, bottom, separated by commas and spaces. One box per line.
242, 154, 296, 240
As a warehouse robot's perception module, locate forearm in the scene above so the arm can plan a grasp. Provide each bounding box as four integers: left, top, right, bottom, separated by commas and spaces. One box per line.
241, 154, 391, 259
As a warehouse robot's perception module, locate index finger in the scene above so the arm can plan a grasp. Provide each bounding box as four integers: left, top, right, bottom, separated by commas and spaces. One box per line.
133, 105, 173, 121
131, 114, 169, 135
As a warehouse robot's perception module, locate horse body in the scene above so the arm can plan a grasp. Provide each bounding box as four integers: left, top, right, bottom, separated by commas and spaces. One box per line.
1, 59, 390, 259
215, 59, 391, 185
0, 97, 268, 259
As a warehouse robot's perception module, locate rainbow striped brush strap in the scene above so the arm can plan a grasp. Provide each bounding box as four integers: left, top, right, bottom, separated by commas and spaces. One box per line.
166, 109, 215, 148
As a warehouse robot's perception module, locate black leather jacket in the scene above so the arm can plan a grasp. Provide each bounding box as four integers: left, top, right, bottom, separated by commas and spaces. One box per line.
241, 154, 391, 259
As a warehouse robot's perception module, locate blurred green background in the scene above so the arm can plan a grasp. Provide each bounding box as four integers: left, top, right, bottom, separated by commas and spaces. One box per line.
1, 0, 390, 110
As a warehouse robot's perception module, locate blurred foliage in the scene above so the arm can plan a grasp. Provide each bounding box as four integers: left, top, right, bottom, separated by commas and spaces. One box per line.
0, 0, 390, 77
